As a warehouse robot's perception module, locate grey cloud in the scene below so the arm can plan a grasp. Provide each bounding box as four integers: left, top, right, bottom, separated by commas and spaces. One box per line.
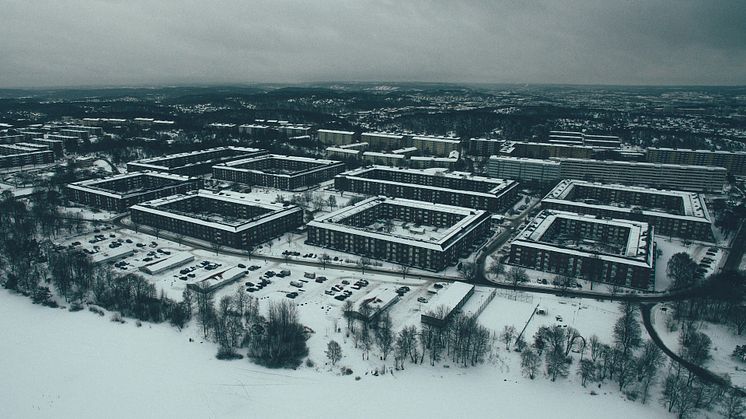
0, 0, 744, 87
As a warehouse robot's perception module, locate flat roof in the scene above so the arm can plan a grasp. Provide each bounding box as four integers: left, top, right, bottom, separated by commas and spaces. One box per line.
318, 129, 356, 135
341, 166, 516, 195
649, 147, 746, 156
513, 209, 652, 266
309, 196, 487, 251
544, 179, 711, 221
554, 157, 728, 171
361, 132, 404, 139
131, 190, 301, 233
424, 282, 474, 319
67, 171, 196, 199
489, 156, 561, 166
129, 146, 264, 169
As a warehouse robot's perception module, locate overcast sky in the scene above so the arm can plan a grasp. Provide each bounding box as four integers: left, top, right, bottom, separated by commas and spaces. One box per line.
1, 0, 744, 88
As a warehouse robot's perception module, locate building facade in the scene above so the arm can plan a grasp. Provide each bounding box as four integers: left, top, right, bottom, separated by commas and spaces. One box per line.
213, 154, 345, 190
556, 158, 726, 192
127, 147, 267, 176
318, 129, 357, 146
131, 190, 303, 249
0, 144, 55, 168
307, 197, 491, 271
335, 166, 519, 211
541, 180, 714, 241
66, 171, 202, 212
508, 210, 655, 290
647, 147, 746, 176
488, 156, 561, 183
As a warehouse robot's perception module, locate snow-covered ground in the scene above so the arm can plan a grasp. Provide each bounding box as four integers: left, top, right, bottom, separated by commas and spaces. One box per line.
0, 290, 677, 419
652, 305, 746, 388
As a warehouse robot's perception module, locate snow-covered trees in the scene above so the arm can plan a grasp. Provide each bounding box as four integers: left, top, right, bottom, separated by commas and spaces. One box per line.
248, 300, 308, 368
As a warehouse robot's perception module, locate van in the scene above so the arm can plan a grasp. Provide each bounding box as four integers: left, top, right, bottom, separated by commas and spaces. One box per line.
304, 272, 315, 279
290, 281, 303, 288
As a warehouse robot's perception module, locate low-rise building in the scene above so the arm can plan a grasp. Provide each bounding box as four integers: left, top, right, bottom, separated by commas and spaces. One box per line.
335, 166, 518, 211
488, 156, 561, 183
307, 196, 491, 271
213, 154, 345, 190
131, 190, 303, 249
66, 171, 201, 212
508, 210, 655, 290
542, 180, 714, 241
127, 146, 267, 176
421, 282, 475, 327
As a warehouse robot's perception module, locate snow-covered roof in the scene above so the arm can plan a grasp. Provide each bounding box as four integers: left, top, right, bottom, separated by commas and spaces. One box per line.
352, 286, 400, 318
318, 129, 356, 135
309, 196, 487, 251
340, 166, 515, 196
131, 190, 302, 233
513, 209, 653, 266
424, 282, 474, 319
129, 147, 264, 170
361, 132, 404, 139
66, 171, 197, 199
489, 156, 562, 166
544, 179, 711, 222
412, 135, 462, 144
139, 252, 194, 274
649, 147, 746, 156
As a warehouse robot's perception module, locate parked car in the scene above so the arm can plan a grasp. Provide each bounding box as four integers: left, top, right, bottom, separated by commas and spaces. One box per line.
417, 297, 428, 303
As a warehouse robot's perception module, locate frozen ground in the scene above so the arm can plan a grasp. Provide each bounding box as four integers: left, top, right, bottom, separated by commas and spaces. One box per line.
652, 305, 746, 388
0, 290, 677, 419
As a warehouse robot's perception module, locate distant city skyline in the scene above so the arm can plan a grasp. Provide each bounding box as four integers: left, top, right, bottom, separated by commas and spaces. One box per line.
1, 0, 745, 88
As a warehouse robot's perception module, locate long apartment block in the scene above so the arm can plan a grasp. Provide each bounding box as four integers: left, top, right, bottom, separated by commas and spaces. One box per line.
213, 154, 345, 190
555, 158, 726, 192
66, 171, 202, 212
127, 146, 267, 175
542, 180, 714, 241
307, 196, 491, 271
508, 210, 655, 290
0, 144, 55, 168
131, 190, 303, 249
335, 166, 518, 211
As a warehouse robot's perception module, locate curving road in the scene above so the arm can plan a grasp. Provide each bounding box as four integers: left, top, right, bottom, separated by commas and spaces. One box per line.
641, 303, 746, 397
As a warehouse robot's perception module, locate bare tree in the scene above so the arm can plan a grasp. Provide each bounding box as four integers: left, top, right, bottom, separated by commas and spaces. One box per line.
500, 325, 516, 350
398, 263, 411, 279
326, 340, 342, 366
520, 348, 541, 379
507, 266, 529, 289
487, 260, 505, 281
375, 313, 394, 360
320, 253, 331, 269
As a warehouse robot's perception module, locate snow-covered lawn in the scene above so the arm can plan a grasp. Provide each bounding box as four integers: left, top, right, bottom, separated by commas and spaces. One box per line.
0, 290, 676, 419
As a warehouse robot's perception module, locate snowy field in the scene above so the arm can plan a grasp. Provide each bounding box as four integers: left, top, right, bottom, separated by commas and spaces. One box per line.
0, 290, 677, 419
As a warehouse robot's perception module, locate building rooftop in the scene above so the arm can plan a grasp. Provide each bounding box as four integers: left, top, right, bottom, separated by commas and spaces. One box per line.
131, 190, 301, 233
309, 196, 487, 251
544, 179, 711, 221
513, 209, 653, 267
